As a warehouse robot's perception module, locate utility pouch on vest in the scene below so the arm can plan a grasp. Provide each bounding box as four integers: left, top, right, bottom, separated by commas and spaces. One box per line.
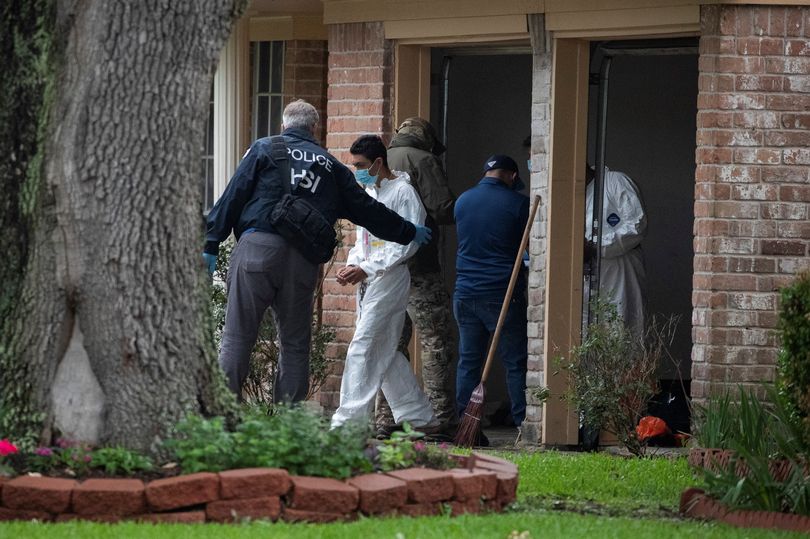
268, 136, 336, 264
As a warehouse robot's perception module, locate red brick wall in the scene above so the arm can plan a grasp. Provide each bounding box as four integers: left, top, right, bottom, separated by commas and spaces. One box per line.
317, 22, 395, 411
693, 5, 810, 401
283, 40, 328, 142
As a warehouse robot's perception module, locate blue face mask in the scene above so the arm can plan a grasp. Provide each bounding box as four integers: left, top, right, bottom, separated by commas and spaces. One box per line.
355, 168, 377, 186
355, 159, 380, 186
527, 159, 532, 172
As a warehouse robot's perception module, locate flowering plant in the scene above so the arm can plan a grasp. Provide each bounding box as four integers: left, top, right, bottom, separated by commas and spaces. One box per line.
0, 439, 18, 457
27, 446, 56, 473
0, 438, 18, 476
56, 440, 94, 474
413, 441, 455, 470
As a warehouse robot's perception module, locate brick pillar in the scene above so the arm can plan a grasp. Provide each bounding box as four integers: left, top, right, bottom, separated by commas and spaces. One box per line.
693, 5, 810, 403
524, 16, 552, 445
283, 40, 328, 141
317, 22, 395, 411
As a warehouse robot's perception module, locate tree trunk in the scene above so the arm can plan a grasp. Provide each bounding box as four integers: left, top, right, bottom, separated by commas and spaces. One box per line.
1, 0, 247, 454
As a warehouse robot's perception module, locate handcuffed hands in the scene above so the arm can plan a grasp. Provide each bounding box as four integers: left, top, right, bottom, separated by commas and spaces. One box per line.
336, 265, 368, 286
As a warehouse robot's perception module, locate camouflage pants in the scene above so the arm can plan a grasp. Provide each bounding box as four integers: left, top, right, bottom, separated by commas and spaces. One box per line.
375, 272, 455, 429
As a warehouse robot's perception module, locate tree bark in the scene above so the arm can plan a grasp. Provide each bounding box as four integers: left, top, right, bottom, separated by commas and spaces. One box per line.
1, 0, 247, 454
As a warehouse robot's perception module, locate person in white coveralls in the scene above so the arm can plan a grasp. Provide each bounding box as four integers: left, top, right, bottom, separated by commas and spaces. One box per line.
330, 135, 440, 432
585, 165, 648, 335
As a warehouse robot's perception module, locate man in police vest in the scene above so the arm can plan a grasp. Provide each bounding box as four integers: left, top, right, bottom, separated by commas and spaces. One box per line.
204, 100, 432, 402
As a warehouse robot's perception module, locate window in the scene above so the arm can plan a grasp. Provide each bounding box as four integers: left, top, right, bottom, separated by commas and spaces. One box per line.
251, 41, 285, 139
202, 82, 215, 213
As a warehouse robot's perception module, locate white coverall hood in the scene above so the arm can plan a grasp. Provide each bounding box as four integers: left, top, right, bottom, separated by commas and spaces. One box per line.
331, 171, 438, 429
585, 167, 648, 334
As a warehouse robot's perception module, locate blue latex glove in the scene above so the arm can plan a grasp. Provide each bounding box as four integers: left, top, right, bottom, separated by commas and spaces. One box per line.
412, 224, 432, 246
203, 253, 217, 276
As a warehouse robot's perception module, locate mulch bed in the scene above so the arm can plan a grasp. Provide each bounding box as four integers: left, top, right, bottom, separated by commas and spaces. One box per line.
0, 453, 518, 524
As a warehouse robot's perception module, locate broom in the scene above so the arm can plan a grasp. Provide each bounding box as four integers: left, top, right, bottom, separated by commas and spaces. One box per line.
454, 194, 541, 448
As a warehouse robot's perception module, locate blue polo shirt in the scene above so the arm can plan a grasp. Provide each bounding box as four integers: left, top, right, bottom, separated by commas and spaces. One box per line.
454, 177, 530, 299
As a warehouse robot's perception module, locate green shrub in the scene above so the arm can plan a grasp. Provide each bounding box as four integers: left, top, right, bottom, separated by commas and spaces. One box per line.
777, 271, 810, 447
164, 415, 234, 473
91, 447, 154, 475
164, 406, 371, 479
559, 301, 676, 456
231, 406, 371, 479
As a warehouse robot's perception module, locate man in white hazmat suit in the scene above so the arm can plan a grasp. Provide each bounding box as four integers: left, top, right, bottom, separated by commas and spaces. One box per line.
585, 165, 648, 335
331, 135, 440, 431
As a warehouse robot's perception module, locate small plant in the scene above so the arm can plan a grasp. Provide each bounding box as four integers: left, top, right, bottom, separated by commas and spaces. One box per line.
54, 439, 94, 475
27, 447, 56, 474
527, 386, 550, 406
703, 443, 810, 516
307, 323, 336, 400
692, 391, 736, 449
317, 419, 373, 479
414, 441, 455, 470
164, 415, 235, 473
777, 271, 810, 448
693, 388, 779, 457
695, 383, 810, 517
91, 447, 154, 476
559, 301, 676, 456
377, 422, 423, 471
0, 438, 18, 475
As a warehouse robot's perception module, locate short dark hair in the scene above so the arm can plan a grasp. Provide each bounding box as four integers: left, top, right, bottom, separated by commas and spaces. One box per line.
350, 135, 388, 168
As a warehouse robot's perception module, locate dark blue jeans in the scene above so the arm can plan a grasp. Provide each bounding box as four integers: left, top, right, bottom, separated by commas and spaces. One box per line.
454, 296, 528, 426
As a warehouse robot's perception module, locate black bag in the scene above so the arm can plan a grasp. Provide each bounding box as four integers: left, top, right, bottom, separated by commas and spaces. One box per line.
268, 136, 336, 264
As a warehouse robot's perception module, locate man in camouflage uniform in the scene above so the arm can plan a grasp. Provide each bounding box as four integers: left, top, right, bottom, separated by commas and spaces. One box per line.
375, 117, 457, 436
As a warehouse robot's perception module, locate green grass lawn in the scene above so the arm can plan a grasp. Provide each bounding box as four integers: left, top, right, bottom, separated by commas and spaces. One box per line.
509, 450, 693, 512
1, 451, 804, 538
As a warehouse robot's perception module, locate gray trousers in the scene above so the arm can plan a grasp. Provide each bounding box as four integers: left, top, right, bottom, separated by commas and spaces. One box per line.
219, 231, 319, 402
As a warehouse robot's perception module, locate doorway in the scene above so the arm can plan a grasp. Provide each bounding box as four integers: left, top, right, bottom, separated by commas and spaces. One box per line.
429, 46, 533, 441
586, 38, 698, 435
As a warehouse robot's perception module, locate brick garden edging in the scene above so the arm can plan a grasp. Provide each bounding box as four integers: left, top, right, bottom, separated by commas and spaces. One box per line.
680, 487, 810, 533
0, 453, 517, 523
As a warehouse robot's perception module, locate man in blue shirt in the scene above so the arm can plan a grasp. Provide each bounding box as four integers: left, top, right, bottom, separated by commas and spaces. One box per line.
454, 155, 529, 443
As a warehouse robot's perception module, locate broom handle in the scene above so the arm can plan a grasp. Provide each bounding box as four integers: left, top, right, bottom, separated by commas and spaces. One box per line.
481, 194, 541, 383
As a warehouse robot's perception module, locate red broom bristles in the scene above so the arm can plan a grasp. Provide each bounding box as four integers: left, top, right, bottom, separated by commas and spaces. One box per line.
453, 382, 485, 447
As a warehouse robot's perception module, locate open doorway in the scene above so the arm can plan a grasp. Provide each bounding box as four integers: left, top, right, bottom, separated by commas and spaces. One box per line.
585, 38, 698, 438
428, 46, 533, 443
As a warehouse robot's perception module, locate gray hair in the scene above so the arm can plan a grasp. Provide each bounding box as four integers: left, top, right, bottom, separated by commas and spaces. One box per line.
282, 99, 319, 131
